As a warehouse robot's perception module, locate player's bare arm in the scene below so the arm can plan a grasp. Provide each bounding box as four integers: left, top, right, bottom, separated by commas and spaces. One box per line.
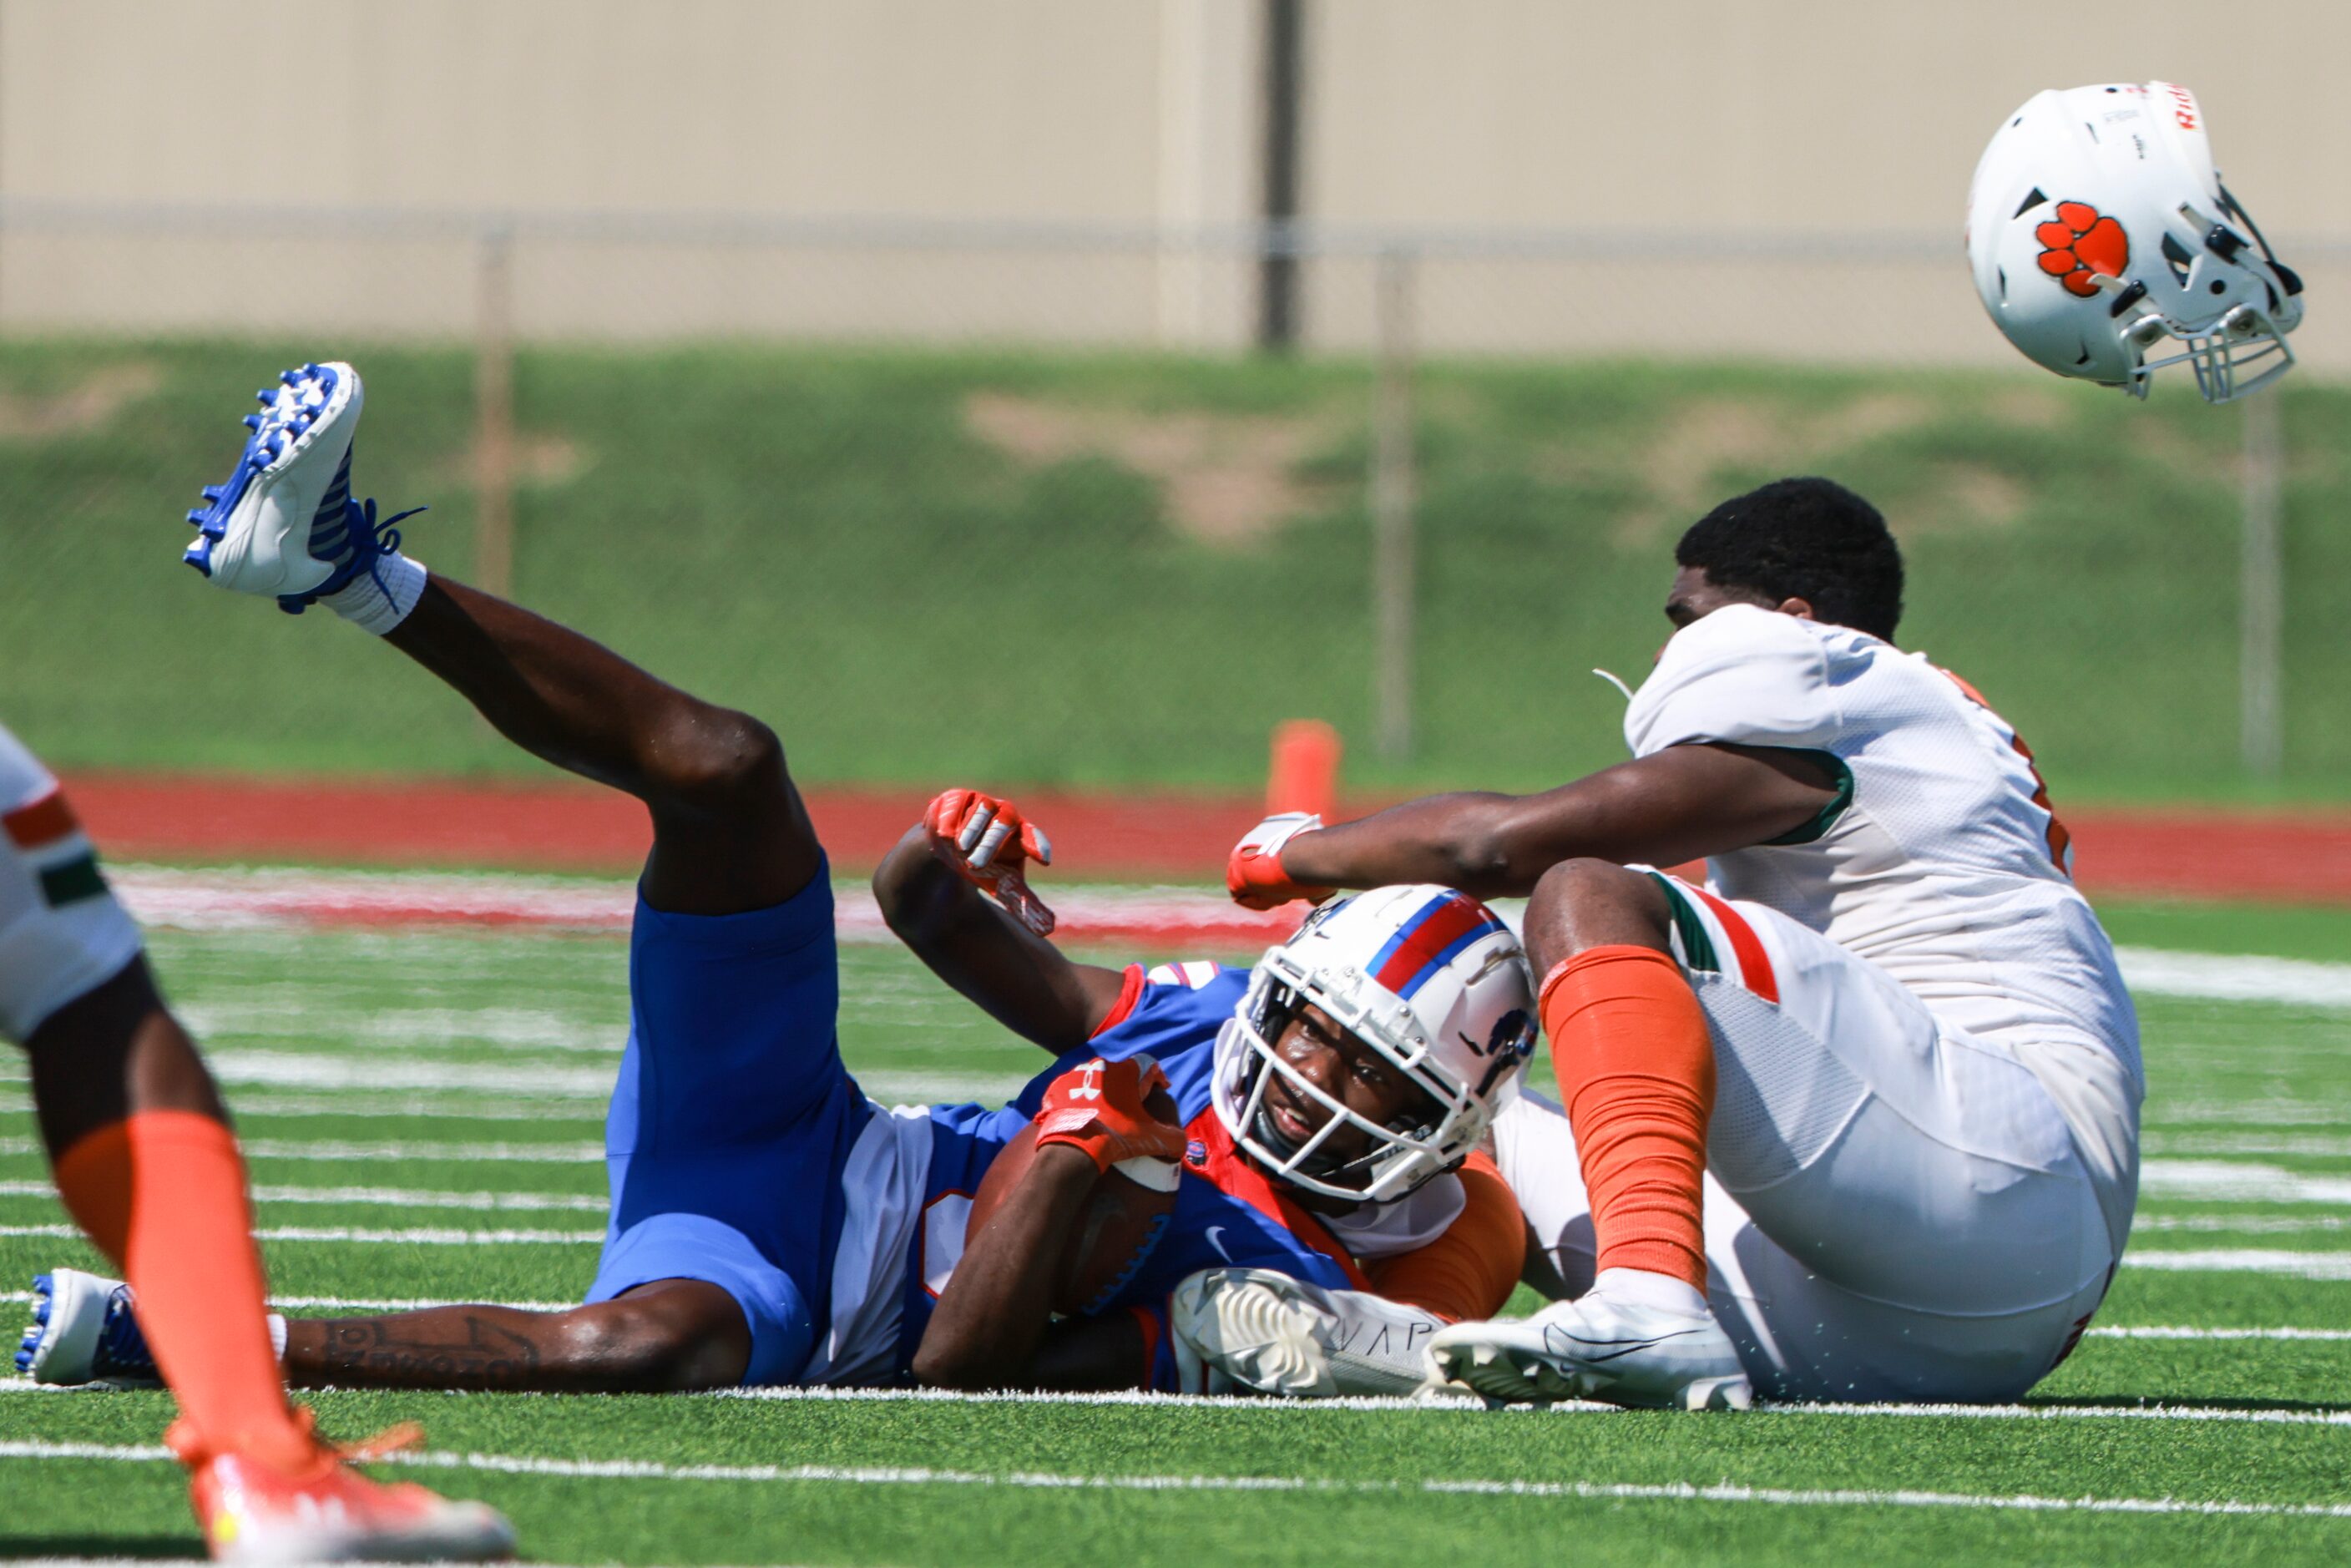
916, 1055, 1184, 1390
1228, 561, 1852, 906
275, 1280, 750, 1393
874, 790, 1130, 1050
913, 1141, 1135, 1391
1266, 743, 1840, 903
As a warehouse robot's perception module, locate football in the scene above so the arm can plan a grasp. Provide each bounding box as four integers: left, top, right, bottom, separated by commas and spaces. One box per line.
966, 1090, 1184, 1318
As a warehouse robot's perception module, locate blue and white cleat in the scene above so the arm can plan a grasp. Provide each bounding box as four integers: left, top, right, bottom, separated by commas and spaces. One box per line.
184, 361, 420, 615
15, 1267, 160, 1388
1428, 1294, 1753, 1411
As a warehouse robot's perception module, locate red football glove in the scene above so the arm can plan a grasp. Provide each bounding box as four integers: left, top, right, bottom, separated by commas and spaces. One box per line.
1034, 1055, 1186, 1175
1226, 811, 1332, 911
924, 787, 1056, 937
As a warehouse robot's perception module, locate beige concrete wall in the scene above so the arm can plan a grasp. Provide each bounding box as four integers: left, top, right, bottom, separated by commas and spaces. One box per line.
0, 0, 1262, 346
1299, 0, 2349, 367
0, 0, 2338, 372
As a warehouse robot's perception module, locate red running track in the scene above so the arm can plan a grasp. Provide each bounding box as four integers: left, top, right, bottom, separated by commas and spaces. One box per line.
58, 771, 2351, 905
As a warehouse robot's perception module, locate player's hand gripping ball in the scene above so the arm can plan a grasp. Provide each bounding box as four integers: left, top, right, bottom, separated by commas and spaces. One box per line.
967, 1055, 1185, 1318
1226, 811, 1332, 911
924, 787, 1056, 936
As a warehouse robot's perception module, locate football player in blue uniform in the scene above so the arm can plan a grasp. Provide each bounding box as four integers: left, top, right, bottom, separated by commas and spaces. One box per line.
26, 362, 1534, 1399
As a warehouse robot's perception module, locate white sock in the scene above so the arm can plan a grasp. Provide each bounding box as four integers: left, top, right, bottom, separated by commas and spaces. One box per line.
1588, 1266, 1709, 1318
324, 553, 427, 636
266, 1313, 288, 1360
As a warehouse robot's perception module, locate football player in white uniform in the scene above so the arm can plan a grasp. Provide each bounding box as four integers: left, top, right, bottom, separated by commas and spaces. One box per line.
0, 722, 513, 1560
1229, 477, 2140, 1408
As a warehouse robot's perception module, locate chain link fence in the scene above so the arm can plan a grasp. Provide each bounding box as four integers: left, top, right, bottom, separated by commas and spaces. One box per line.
3, 200, 2346, 804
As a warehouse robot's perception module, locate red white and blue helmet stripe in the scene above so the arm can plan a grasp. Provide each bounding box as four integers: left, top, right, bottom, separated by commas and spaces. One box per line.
1366, 891, 1509, 1000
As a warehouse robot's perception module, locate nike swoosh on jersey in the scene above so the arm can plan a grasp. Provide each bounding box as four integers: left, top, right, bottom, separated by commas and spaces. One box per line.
1205, 1225, 1234, 1263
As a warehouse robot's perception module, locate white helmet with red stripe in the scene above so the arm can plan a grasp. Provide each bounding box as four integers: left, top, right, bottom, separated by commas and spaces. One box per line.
1212, 884, 1537, 1204
1966, 81, 2303, 402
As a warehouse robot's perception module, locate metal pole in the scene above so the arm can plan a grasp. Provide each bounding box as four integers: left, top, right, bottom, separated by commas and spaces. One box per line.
1256, 0, 1303, 352
1371, 248, 1416, 762
2240, 390, 2284, 779
473, 227, 517, 599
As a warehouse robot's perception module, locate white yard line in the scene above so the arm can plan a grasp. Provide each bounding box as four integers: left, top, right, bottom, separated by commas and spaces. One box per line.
0, 1136, 607, 1164
2125, 1250, 2351, 1281
722, 1384, 2351, 1425
2157, 1104, 2351, 1128
0, 1222, 599, 1245
2141, 1161, 2351, 1205
2147, 1132, 2351, 1158
5, 1377, 2340, 1427
2, 1438, 2346, 1520
2114, 947, 2351, 1009
166, 1095, 608, 1122
0, 1180, 603, 1212
2088, 1325, 2351, 1342
2135, 1215, 2349, 1235
0, 1053, 1028, 1110
0, 1290, 574, 1313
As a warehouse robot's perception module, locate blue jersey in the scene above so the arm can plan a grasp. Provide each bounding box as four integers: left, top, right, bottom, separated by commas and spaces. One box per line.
898, 962, 1373, 1388
589, 878, 1486, 1392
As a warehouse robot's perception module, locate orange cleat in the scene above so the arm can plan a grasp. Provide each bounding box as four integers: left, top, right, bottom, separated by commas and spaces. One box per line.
168, 1417, 514, 1564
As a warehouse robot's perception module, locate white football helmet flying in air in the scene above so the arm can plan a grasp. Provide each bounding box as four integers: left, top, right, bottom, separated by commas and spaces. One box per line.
1967, 81, 2303, 402
1212, 884, 1536, 1204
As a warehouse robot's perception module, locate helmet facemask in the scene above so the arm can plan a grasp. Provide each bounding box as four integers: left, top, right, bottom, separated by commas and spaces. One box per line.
1211, 935, 1519, 1205
2099, 192, 2303, 402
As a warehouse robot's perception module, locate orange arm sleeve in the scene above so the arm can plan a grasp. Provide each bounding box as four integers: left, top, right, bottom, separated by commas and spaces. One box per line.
1363, 1151, 1526, 1323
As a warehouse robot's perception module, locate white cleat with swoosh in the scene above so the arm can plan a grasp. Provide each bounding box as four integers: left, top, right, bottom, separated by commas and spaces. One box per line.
1428, 1295, 1753, 1410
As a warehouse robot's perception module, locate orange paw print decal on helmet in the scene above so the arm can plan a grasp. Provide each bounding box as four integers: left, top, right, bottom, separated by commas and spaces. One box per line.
2035, 201, 2129, 298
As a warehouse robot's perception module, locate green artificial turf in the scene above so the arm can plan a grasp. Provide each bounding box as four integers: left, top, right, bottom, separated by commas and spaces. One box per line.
0, 906, 2345, 1563
7, 340, 2351, 802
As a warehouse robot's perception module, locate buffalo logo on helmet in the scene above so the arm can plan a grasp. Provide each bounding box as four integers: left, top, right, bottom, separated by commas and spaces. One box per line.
1463, 1007, 1536, 1097
2035, 201, 2129, 298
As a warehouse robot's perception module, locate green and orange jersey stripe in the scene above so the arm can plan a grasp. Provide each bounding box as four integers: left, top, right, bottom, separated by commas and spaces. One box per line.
3, 788, 78, 852
1646, 871, 1782, 1005
1938, 669, 2074, 876
3, 788, 108, 908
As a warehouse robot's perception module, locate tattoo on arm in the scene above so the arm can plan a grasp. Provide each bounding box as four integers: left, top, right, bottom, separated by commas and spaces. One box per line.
306, 1314, 542, 1390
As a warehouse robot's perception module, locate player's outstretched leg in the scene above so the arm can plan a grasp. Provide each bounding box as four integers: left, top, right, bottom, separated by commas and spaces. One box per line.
2, 727, 512, 1561
183, 359, 817, 916
1427, 860, 1751, 1411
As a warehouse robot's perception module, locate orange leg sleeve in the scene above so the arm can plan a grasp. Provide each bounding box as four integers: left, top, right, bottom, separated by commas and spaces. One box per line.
1538, 945, 1714, 1294
54, 1111, 316, 1474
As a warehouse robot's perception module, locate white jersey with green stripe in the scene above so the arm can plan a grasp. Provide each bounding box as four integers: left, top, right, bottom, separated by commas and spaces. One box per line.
1622, 604, 2141, 1218
0, 722, 143, 1042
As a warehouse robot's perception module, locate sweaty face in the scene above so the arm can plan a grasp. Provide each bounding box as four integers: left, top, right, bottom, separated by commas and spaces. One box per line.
1256, 1002, 1435, 1176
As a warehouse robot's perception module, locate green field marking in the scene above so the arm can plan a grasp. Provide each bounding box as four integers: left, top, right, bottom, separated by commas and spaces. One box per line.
13, 341, 2351, 802
2099, 900, 2351, 964
3, 1385, 2350, 1566
1, 903, 2347, 1565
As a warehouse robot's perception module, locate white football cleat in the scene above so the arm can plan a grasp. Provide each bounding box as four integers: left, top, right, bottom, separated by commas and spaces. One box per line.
1428, 1294, 1753, 1410
1170, 1267, 1458, 1399
15, 1267, 160, 1388
183, 362, 364, 600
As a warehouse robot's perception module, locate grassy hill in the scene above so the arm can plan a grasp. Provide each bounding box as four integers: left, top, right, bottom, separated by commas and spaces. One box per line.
4, 338, 2348, 803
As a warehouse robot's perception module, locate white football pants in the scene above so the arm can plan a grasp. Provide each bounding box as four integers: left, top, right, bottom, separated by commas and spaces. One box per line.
1494, 879, 2123, 1404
